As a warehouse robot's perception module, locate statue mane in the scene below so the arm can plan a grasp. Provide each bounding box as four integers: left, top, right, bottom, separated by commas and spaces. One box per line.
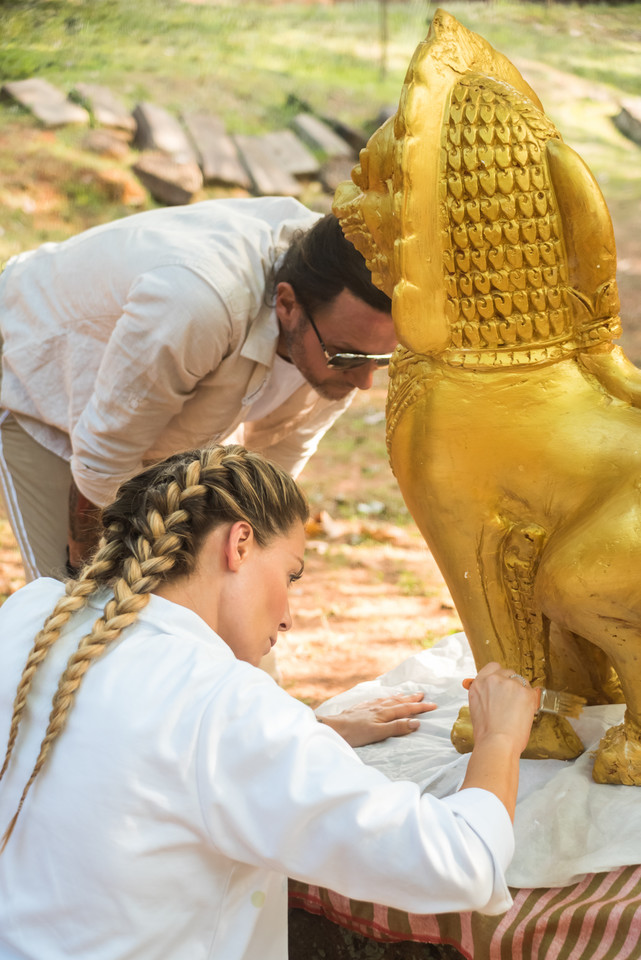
334, 9, 622, 368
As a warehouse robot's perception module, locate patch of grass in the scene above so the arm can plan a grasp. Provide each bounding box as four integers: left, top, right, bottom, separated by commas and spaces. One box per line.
0, 0, 430, 129
1, 2, 640, 245
0, 117, 155, 259
321, 547, 353, 570
300, 377, 412, 523
292, 695, 317, 707
397, 570, 436, 596
446, 1, 641, 97
4, 1, 638, 133
413, 632, 439, 650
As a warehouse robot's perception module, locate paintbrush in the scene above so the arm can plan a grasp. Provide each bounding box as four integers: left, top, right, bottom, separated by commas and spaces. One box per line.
462, 678, 586, 718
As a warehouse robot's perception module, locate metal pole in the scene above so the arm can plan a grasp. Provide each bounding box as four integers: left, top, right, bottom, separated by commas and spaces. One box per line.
380, 0, 389, 80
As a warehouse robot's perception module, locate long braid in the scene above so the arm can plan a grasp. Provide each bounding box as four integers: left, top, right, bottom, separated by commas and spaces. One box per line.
0, 538, 122, 786
1, 445, 308, 849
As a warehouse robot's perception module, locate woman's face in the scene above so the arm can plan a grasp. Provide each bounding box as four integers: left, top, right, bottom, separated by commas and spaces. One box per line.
218, 521, 306, 666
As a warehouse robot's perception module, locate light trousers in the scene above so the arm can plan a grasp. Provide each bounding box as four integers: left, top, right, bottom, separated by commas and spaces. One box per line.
0, 411, 71, 581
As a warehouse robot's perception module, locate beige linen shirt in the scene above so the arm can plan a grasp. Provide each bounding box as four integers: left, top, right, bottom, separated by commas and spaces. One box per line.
0, 197, 353, 505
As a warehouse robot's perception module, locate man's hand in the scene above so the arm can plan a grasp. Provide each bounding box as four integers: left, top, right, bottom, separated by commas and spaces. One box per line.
67, 479, 102, 574
317, 692, 437, 748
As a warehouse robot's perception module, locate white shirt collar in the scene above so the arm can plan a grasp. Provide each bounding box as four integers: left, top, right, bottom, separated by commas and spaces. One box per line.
87, 588, 235, 660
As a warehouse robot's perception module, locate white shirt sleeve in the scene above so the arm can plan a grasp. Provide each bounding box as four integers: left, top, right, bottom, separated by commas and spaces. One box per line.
249, 391, 354, 479
195, 664, 515, 917
70, 267, 234, 505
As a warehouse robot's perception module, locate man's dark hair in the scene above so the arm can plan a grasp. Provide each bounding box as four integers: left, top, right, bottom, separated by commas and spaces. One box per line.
270, 214, 391, 315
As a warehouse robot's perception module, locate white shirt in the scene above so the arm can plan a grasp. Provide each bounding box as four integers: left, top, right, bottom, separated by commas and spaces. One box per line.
0, 197, 352, 504
0, 579, 515, 960
244, 354, 306, 422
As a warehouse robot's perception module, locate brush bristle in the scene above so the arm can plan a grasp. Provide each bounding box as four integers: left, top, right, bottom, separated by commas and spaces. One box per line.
538, 688, 586, 718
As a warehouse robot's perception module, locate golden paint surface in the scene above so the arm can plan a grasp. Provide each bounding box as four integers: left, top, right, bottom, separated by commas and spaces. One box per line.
334, 10, 641, 784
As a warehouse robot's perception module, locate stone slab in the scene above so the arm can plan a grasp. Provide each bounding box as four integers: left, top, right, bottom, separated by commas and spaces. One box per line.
133, 101, 197, 164
614, 97, 641, 147
1, 77, 89, 128
181, 112, 251, 189
323, 118, 367, 154
72, 82, 136, 135
133, 151, 203, 205
82, 129, 131, 161
234, 134, 303, 197
376, 105, 397, 127
259, 130, 320, 178
286, 94, 366, 153
291, 112, 354, 159
319, 156, 358, 195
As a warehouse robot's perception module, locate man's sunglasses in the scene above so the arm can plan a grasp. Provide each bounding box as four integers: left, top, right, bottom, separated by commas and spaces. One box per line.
305, 310, 393, 371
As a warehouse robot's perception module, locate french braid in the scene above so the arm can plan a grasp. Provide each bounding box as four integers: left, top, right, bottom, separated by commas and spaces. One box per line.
1, 444, 308, 849
0, 541, 122, 785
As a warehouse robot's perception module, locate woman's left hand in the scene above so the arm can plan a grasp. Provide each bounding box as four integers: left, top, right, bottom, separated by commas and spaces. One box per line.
317, 692, 437, 748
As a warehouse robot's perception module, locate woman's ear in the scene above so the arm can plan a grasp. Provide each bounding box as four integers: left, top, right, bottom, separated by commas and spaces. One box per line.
224, 520, 255, 572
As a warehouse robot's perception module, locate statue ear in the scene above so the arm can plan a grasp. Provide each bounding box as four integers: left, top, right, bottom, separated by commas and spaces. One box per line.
545, 139, 619, 320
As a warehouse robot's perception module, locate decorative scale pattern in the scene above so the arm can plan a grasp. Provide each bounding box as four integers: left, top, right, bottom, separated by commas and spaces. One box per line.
441, 76, 570, 366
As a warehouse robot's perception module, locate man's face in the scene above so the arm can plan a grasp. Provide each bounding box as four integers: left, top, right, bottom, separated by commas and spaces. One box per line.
276, 285, 397, 401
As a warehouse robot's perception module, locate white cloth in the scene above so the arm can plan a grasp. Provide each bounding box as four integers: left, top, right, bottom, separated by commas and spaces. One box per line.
316, 632, 640, 891
0, 579, 515, 960
0, 197, 352, 505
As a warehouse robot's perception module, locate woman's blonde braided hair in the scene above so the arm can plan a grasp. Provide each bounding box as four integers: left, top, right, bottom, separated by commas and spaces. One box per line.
0, 444, 308, 849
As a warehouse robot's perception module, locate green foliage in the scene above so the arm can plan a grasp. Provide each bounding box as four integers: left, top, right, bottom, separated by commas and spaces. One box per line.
301, 390, 410, 526
0, 0, 429, 128
2, 0, 640, 136
397, 570, 429, 596
457, 0, 641, 97
2, 1, 640, 107
413, 631, 438, 649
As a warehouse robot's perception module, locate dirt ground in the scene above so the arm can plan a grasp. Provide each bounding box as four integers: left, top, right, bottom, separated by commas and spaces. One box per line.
278, 511, 462, 707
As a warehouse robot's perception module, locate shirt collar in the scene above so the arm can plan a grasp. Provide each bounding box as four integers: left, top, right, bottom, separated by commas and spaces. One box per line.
87, 589, 235, 660
240, 303, 280, 367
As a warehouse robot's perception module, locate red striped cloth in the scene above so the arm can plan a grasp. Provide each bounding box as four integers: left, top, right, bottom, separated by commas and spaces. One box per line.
289, 864, 641, 958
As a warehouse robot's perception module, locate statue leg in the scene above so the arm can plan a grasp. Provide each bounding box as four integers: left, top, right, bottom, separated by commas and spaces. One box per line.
428, 517, 583, 761
536, 484, 641, 784
438, 526, 585, 761
545, 622, 624, 706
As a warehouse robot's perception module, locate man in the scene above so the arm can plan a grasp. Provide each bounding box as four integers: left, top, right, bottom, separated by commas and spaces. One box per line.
0, 196, 395, 582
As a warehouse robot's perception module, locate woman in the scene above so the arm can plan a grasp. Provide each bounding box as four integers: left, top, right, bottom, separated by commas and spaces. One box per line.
0, 445, 537, 960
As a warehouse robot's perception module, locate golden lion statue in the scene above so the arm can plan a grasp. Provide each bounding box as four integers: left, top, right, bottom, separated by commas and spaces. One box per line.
333, 10, 641, 785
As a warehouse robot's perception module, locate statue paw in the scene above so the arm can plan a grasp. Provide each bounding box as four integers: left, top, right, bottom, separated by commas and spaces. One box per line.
450, 706, 584, 760
593, 722, 641, 785
521, 712, 584, 760
451, 705, 474, 754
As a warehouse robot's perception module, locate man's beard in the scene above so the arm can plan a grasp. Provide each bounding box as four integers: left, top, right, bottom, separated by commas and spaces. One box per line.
281, 323, 354, 401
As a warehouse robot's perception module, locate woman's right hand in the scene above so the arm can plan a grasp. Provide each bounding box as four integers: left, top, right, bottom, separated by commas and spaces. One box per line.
459, 663, 539, 821
467, 663, 539, 757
